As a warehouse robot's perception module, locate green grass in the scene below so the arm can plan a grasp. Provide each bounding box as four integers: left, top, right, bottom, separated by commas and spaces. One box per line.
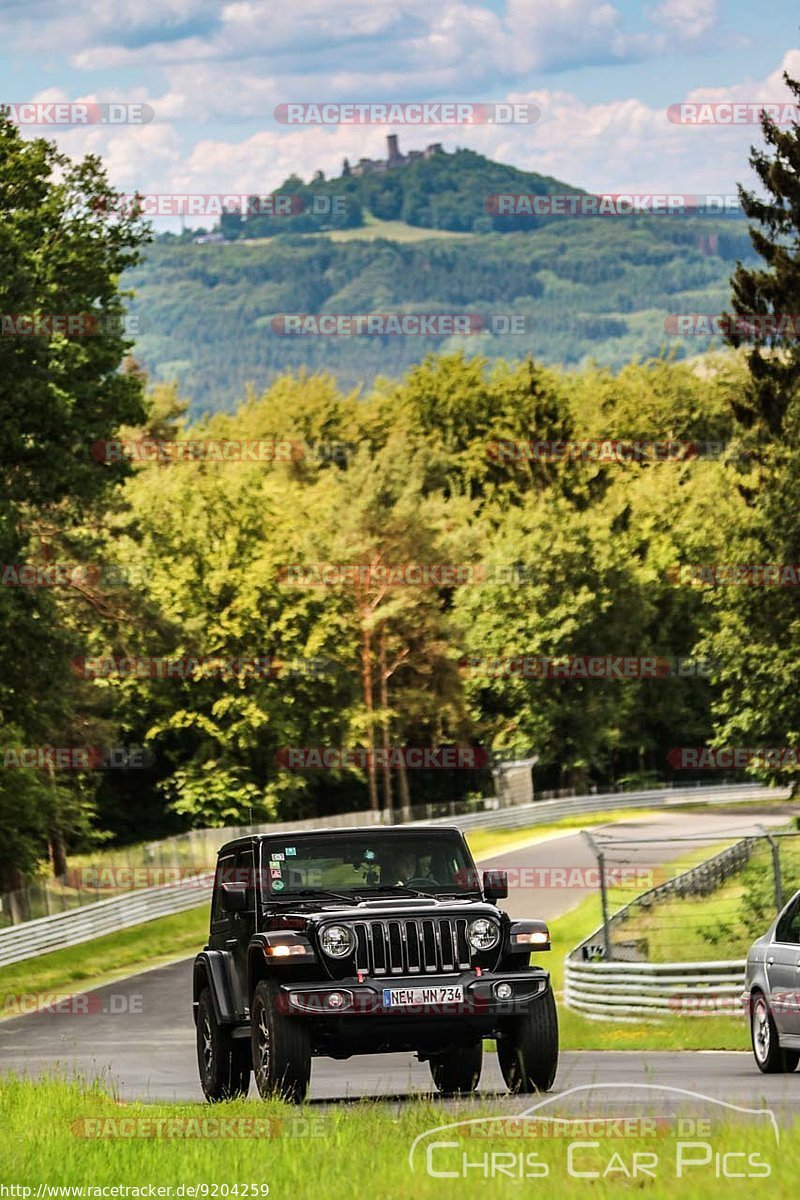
608, 831, 800, 964
547, 896, 751, 1051
302, 215, 474, 242
0, 1076, 793, 1197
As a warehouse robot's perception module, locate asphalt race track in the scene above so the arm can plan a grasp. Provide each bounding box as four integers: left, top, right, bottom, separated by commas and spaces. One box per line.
2, 807, 798, 1120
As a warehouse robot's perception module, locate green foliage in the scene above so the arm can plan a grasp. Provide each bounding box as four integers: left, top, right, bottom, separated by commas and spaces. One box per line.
0, 112, 149, 886
703, 71, 800, 785
128, 215, 754, 413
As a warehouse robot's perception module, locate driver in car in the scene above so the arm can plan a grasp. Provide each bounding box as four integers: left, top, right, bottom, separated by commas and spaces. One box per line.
383, 848, 435, 886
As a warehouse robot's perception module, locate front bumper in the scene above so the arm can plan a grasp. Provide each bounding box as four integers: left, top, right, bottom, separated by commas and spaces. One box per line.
277, 969, 550, 1020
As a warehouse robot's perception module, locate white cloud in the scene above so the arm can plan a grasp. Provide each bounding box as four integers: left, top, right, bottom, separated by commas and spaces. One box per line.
648, 0, 719, 41
69, 48, 792, 216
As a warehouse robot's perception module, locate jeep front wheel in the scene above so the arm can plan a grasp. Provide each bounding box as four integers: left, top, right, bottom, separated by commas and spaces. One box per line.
497, 986, 559, 1093
429, 1041, 483, 1095
251, 980, 311, 1103
196, 987, 250, 1101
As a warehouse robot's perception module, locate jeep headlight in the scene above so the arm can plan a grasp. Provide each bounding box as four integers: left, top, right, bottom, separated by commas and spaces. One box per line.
320, 924, 355, 958
467, 917, 500, 952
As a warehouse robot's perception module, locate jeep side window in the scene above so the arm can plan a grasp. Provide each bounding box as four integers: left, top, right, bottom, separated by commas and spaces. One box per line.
775, 897, 800, 944
235, 848, 255, 913
211, 853, 236, 925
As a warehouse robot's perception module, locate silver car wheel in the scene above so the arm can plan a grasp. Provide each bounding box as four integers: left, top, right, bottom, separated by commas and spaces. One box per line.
753, 996, 770, 1063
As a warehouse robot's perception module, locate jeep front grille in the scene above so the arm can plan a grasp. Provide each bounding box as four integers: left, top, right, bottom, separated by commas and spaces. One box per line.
352, 917, 471, 975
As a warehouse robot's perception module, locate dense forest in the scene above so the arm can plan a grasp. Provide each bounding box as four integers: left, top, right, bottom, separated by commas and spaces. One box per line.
130, 216, 754, 413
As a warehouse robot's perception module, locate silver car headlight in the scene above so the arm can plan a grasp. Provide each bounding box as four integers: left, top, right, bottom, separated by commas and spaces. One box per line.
320, 924, 355, 958
467, 917, 500, 951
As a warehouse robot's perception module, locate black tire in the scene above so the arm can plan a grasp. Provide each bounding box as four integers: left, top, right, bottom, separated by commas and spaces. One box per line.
429, 1041, 483, 1095
196, 987, 250, 1101
751, 991, 800, 1074
251, 979, 311, 1102
497, 986, 559, 1093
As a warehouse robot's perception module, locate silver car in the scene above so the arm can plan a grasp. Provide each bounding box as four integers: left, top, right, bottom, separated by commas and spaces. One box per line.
745, 889, 800, 1073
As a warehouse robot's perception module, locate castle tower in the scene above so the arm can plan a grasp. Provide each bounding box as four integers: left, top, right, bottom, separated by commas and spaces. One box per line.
386, 134, 401, 163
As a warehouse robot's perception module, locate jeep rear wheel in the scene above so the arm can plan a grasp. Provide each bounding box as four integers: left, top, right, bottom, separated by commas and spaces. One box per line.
251, 980, 311, 1103
429, 1041, 483, 1095
196, 987, 250, 1101
497, 986, 559, 1093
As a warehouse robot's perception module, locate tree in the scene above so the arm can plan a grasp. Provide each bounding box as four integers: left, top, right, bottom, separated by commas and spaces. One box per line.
706, 75, 800, 785
725, 73, 800, 439
0, 110, 149, 884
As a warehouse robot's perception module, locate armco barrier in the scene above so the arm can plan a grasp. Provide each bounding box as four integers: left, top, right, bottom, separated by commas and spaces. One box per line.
430, 781, 781, 833
564, 958, 747, 1020
0, 781, 781, 968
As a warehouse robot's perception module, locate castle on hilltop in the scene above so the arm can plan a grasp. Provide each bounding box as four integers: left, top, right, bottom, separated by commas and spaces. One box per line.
342, 135, 444, 178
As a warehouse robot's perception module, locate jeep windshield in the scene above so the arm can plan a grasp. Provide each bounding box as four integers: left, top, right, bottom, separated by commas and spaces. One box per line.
260, 832, 478, 898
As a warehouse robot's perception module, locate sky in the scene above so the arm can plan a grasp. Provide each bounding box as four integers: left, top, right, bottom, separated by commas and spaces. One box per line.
2, 0, 799, 224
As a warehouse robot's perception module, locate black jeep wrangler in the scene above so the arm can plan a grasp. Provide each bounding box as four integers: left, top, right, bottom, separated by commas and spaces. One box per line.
193, 825, 558, 1102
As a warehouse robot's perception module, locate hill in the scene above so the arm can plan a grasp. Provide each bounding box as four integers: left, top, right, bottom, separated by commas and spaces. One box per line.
128, 214, 753, 413
206, 145, 586, 239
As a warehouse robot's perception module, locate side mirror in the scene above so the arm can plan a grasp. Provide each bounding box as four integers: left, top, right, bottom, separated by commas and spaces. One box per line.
483, 869, 508, 902
221, 881, 248, 913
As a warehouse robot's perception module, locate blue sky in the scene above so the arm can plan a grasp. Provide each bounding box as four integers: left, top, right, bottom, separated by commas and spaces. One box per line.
3, 0, 799, 222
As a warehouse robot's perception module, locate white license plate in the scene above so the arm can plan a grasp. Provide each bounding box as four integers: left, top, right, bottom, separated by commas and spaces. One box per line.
382, 985, 464, 1007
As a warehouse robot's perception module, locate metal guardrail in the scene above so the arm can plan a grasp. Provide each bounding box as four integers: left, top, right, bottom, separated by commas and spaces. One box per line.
564, 958, 747, 1020
0, 872, 215, 969
0, 781, 780, 969
563, 832, 770, 1020
437, 782, 780, 833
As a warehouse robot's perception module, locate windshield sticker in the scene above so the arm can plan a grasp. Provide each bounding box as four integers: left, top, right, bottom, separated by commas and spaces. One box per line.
271, 852, 285, 861
364, 849, 376, 860
272, 880, 285, 891
270, 868, 282, 879
285, 847, 297, 856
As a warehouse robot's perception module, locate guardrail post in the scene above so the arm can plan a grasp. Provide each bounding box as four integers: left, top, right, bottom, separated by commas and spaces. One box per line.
757, 824, 783, 913
582, 830, 611, 960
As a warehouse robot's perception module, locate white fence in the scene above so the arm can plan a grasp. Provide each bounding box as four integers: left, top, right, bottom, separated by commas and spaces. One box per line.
0, 781, 779, 969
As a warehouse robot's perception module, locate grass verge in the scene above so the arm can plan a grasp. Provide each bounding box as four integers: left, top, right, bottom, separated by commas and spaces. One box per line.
0, 1076, 792, 1198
